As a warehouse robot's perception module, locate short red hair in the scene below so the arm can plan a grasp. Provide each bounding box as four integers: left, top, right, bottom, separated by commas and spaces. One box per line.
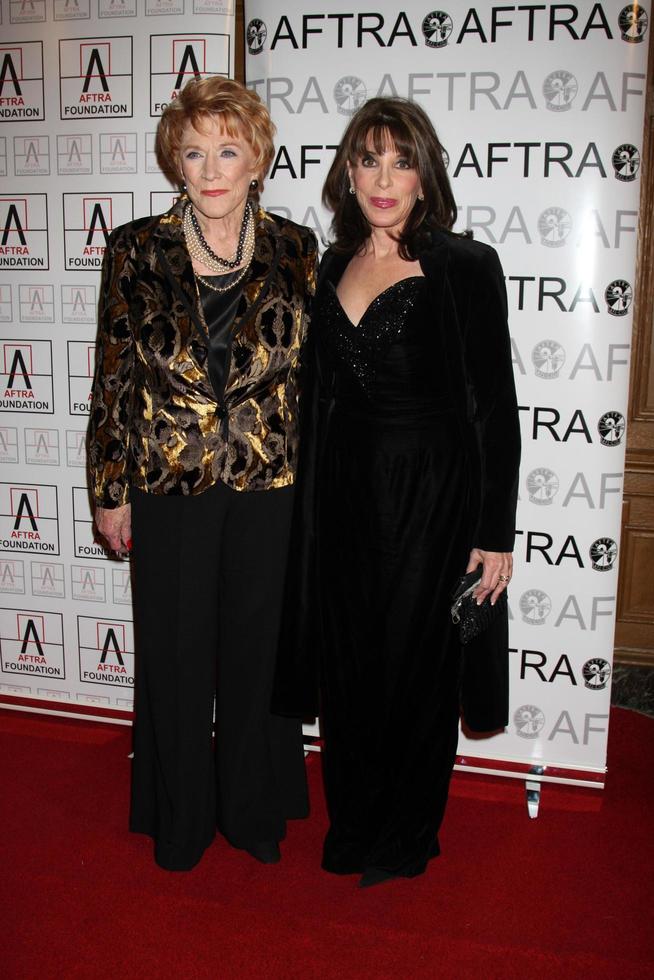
156, 76, 276, 188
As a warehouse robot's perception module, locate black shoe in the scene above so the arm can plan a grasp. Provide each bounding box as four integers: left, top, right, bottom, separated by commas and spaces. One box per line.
244, 841, 281, 865
358, 867, 399, 888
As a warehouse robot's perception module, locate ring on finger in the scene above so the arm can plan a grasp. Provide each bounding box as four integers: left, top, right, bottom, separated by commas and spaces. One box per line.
498, 574, 510, 583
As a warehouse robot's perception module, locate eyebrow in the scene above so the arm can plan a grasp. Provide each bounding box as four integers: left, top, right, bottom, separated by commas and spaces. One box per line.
181, 139, 243, 150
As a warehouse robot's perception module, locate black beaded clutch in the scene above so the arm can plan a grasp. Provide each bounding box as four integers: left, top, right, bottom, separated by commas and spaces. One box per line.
450, 565, 508, 645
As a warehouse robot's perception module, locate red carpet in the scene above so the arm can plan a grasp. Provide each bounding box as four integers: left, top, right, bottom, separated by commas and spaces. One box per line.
2, 706, 652, 979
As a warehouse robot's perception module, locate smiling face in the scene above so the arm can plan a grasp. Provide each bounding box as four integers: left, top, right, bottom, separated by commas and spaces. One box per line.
347, 132, 423, 237
179, 115, 258, 230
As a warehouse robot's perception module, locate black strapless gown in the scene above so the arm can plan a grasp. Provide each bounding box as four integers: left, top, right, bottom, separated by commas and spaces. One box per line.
317, 276, 470, 879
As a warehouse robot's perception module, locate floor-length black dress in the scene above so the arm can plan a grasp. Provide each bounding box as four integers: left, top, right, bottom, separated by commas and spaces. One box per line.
317, 274, 470, 878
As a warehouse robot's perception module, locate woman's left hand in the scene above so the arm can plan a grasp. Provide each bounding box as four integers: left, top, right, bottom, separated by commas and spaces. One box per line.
466, 547, 513, 606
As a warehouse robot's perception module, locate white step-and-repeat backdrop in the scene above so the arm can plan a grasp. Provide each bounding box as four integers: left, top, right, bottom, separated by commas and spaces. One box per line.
0, 0, 235, 718
244, 0, 649, 783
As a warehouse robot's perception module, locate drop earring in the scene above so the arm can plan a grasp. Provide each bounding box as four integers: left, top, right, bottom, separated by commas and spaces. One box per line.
349, 186, 356, 195
250, 179, 259, 191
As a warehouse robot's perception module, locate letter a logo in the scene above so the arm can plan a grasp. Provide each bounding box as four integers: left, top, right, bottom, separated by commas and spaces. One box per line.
99, 627, 124, 665
0, 53, 22, 98
7, 349, 32, 389
86, 203, 109, 247
20, 619, 44, 656
2, 205, 27, 247
82, 48, 109, 94
13, 493, 38, 531
174, 45, 201, 91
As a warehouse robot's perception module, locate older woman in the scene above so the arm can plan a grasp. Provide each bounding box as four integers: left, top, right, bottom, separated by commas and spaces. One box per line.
88, 76, 317, 871
276, 98, 520, 886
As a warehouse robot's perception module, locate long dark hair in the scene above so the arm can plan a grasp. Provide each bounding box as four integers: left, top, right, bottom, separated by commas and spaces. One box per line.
323, 97, 458, 259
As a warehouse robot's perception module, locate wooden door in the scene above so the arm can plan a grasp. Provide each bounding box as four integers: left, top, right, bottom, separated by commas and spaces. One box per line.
615, 30, 654, 667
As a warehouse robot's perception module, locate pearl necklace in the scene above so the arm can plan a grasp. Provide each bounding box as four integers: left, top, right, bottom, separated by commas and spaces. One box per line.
183, 200, 255, 274
195, 266, 251, 294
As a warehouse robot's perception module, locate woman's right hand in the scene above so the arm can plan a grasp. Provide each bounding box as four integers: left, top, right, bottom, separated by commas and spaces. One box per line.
95, 503, 132, 556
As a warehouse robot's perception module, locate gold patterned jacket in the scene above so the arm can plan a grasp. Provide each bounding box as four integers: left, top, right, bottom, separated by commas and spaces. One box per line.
88, 199, 318, 507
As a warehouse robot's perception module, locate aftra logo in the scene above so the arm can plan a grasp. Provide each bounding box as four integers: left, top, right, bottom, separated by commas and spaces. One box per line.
513, 704, 545, 738
526, 468, 558, 505
150, 34, 231, 115
65, 430, 87, 468
53, 0, 91, 21
68, 340, 96, 415
538, 207, 572, 246
59, 36, 133, 118
519, 406, 624, 446
0, 195, 49, 270
605, 279, 632, 316
98, 0, 137, 18
150, 191, 181, 215
612, 143, 640, 181
334, 76, 367, 116
72, 564, 106, 602
517, 592, 615, 630
0, 426, 19, 463
518, 650, 612, 690
78, 616, 134, 687
532, 340, 565, 379
597, 411, 625, 446
112, 566, 132, 605
10, 0, 47, 24
0, 340, 54, 413
250, 70, 645, 117
257, 7, 626, 50
246, 18, 268, 55
422, 11, 453, 47
31, 561, 65, 598
582, 658, 611, 690
589, 538, 618, 571
57, 133, 93, 175
0, 284, 12, 323
145, 0, 184, 16
14, 135, 50, 176
63, 192, 133, 270
0, 608, 65, 678
0, 559, 26, 595
72, 486, 113, 560
19, 284, 54, 323
61, 283, 97, 323
512, 702, 608, 745
0, 483, 60, 555
99, 132, 137, 173
24, 428, 59, 466
0, 42, 45, 120
618, 4, 648, 42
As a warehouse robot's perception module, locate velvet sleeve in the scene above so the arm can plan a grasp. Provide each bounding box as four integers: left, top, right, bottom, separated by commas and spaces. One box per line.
273, 250, 337, 720
463, 246, 521, 552
87, 228, 135, 509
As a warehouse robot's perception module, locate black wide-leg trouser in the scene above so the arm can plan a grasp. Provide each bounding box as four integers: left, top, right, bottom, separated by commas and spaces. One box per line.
128, 481, 308, 871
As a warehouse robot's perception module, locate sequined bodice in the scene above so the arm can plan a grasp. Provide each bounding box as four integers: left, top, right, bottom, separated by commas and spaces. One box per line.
318, 275, 452, 421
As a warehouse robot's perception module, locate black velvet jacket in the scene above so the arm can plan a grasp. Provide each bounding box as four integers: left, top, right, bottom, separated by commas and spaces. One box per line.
274, 229, 521, 731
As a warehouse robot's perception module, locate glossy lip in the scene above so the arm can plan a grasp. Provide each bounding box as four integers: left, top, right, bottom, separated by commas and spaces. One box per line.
369, 197, 398, 209
201, 189, 228, 197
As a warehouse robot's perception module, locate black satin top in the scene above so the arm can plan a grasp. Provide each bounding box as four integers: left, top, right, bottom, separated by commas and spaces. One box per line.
196, 271, 245, 402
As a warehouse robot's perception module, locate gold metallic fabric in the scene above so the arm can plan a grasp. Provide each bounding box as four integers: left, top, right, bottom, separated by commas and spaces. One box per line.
88, 199, 317, 506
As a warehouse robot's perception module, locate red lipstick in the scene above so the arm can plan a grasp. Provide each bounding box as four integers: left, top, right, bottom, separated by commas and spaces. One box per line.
370, 197, 397, 209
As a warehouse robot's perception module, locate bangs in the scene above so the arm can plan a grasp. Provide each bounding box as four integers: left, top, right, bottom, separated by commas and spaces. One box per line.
188, 108, 243, 142
350, 121, 419, 167
187, 107, 264, 168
